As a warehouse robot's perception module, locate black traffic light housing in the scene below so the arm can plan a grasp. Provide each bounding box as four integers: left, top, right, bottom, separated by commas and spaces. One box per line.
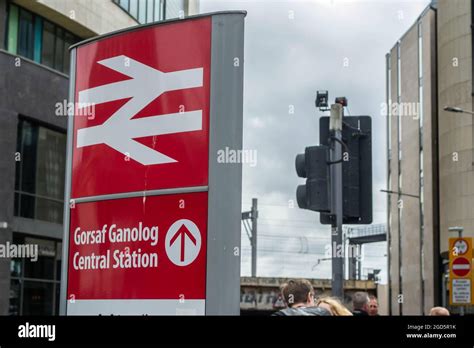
319, 116, 372, 224
295, 146, 330, 212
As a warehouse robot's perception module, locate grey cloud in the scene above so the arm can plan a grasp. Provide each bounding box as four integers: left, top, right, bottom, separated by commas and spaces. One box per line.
202, 0, 430, 280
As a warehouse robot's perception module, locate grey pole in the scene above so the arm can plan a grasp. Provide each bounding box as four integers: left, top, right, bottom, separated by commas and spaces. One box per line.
448, 226, 465, 315
59, 47, 76, 315
441, 270, 447, 308
458, 229, 465, 317
251, 198, 258, 277
330, 103, 344, 299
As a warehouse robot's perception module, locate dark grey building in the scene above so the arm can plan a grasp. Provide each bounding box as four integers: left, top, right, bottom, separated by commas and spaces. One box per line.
0, 0, 196, 315
0, 0, 70, 315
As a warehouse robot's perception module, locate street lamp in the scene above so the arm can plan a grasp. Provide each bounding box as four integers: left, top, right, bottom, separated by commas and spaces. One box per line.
444, 106, 474, 115
448, 226, 464, 239
380, 189, 419, 199
444, 106, 474, 166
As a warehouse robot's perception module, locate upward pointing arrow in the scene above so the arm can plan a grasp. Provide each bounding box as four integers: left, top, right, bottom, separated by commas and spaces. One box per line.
76, 55, 203, 165
169, 224, 197, 262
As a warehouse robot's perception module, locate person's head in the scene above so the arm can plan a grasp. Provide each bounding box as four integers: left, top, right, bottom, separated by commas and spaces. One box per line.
316, 296, 353, 316
352, 291, 370, 312
368, 296, 379, 316
281, 279, 315, 308
429, 307, 450, 316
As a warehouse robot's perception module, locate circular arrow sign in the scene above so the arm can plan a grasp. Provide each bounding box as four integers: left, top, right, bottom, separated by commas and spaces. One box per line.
165, 219, 201, 266
453, 239, 469, 256
452, 257, 471, 277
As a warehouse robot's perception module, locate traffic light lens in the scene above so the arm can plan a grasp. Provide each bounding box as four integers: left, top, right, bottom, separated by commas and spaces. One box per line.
295, 154, 306, 177
296, 185, 307, 208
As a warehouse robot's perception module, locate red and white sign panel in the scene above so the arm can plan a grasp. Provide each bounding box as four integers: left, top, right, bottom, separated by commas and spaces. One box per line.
67, 192, 207, 314
452, 257, 471, 277
71, 18, 211, 198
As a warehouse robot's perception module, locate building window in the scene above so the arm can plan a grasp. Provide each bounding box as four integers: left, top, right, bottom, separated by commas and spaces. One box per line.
120, 0, 130, 10
41, 21, 55, 67
9, 234, 62, 315
6, 3, 80, 74
54, 27, 64, 72
129, 0, 139, 19
14, 119, 66, 225
166, 0, 185, 19
147, 0, 154, 23
397, 43, 402, 161
18, 8, 34, 60
113, 0, 180, 23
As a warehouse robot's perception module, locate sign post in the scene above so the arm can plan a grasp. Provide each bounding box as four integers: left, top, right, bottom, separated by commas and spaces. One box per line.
449, 237, 473, 308
60, 11, 246, 315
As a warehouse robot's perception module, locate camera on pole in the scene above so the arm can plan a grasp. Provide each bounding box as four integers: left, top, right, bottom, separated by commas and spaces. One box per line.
315, 90, 329, 109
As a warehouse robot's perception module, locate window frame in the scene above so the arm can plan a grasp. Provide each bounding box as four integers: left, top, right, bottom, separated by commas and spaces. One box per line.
6, 3, 80, 74
14, 117, 66, 225
9, 233, 62, 316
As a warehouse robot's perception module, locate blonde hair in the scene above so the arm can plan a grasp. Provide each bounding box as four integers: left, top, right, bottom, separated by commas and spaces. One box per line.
316, 296, 353, 316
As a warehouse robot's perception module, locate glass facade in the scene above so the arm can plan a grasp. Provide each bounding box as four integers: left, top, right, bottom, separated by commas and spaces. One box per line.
6, 3, 80, 74
14, 119, 66, 224
113, 0, 186, 23
9, 234, 62, 315
166, 0, 185, 19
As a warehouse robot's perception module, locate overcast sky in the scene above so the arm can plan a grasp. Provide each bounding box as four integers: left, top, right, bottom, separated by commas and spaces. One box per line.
200, 0, 431, 282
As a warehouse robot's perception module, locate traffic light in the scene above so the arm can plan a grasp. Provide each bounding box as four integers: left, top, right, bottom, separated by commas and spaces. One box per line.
295, 116, 372, 224
295, 145, 330, 212
319, 116, 372, 224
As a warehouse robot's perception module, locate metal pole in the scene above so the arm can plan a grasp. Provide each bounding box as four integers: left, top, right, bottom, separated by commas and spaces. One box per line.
458, 229, 465, 316
441, 271, 447, 308
251, 198, 258, 277
330, 103, 344, 299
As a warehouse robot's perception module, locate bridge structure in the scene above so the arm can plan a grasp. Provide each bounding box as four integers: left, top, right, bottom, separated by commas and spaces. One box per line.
240, 276, 378, 315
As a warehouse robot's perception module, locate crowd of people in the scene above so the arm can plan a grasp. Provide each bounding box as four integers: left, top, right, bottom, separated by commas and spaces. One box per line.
273, 278, 450, 316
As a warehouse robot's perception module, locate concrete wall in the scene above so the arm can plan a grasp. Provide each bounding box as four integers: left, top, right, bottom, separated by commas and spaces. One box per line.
187, 0, 200, 16
421, 9, 439, 315
0, 50, 67, 314
377, 283, 389, 315
389, 46, 400, 315
13, 0, 138, 38
400, 25, 422, 316
437, 0, 474, 254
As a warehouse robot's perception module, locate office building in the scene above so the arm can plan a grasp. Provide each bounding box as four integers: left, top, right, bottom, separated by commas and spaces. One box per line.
386, 0, 474, 315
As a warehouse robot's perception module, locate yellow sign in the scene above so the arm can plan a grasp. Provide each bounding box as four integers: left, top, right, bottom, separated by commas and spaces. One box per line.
449, 237, 473, 305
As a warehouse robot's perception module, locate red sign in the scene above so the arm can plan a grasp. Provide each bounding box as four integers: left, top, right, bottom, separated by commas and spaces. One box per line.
71, 18, 211, 198
452, 257, 471, 277
67, 192, 207, 301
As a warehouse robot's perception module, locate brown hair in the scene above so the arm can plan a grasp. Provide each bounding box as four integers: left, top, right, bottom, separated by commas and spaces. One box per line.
281, 279, 314, 307
316, 296, 353, 316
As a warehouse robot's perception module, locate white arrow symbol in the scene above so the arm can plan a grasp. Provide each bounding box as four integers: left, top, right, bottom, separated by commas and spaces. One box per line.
76, 55, 203, 165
